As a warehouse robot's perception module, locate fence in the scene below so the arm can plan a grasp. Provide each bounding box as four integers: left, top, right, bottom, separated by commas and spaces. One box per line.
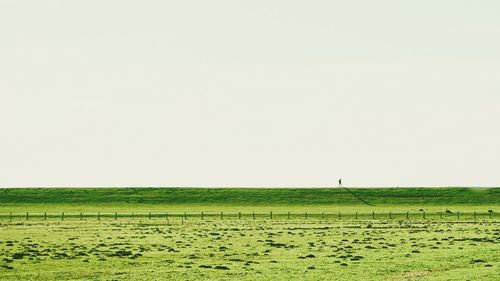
0, 211, 497, 221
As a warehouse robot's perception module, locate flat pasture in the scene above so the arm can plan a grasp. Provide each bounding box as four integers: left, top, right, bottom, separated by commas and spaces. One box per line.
0, 219, 499, 280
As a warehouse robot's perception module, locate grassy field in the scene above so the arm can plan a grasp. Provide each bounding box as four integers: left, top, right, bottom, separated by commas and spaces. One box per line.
0, 187, 499, 280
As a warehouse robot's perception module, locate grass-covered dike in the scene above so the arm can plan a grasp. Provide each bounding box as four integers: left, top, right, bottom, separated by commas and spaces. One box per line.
1, 187, 498, 205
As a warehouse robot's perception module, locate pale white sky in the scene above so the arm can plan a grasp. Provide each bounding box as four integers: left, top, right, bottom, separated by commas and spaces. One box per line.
1, 1, 499, 187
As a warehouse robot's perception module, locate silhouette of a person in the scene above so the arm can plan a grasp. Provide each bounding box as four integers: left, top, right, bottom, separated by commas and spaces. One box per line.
338, 178, 342, 188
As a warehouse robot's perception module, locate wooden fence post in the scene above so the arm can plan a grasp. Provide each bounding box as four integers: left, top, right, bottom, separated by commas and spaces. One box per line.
80, 212, 83, 220
372, 211, 375, 219
98, 212, 100, 220
9, 212, 12, 221
62, 212, 64, 221
44, 212, 47, 220
26, 212, 29, 221
149, 212, 151, 220
389, 212, 392, 219
457, 211, 460, 220
238, 212, 241, 220
305, 212, 308, 220
355, 212, 358, 219
406, 211, 409, 219
220, 212, 223, 220
184, 212, 187, 220
270, 211, 272, 219
115, 212, 117, 220
252, 211, 255, 220
423, 211, 425, 219
473, 211, 476, 220
201, 212, 204, 220
338, 212, 341, 220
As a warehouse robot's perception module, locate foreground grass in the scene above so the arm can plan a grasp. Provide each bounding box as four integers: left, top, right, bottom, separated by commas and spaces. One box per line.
0, 218, 498, 280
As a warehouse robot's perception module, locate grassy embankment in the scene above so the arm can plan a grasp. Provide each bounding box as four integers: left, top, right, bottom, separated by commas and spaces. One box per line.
0, 187, 498, 213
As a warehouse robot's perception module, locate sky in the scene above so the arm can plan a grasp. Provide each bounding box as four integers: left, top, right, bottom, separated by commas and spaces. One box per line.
1, 1, 499, 187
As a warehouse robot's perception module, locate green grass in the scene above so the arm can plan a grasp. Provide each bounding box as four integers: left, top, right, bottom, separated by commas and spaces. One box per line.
0, 219, 498, 280
2, 187, 499, 205
0, 187, 498, 280
1, 187, 498, 213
